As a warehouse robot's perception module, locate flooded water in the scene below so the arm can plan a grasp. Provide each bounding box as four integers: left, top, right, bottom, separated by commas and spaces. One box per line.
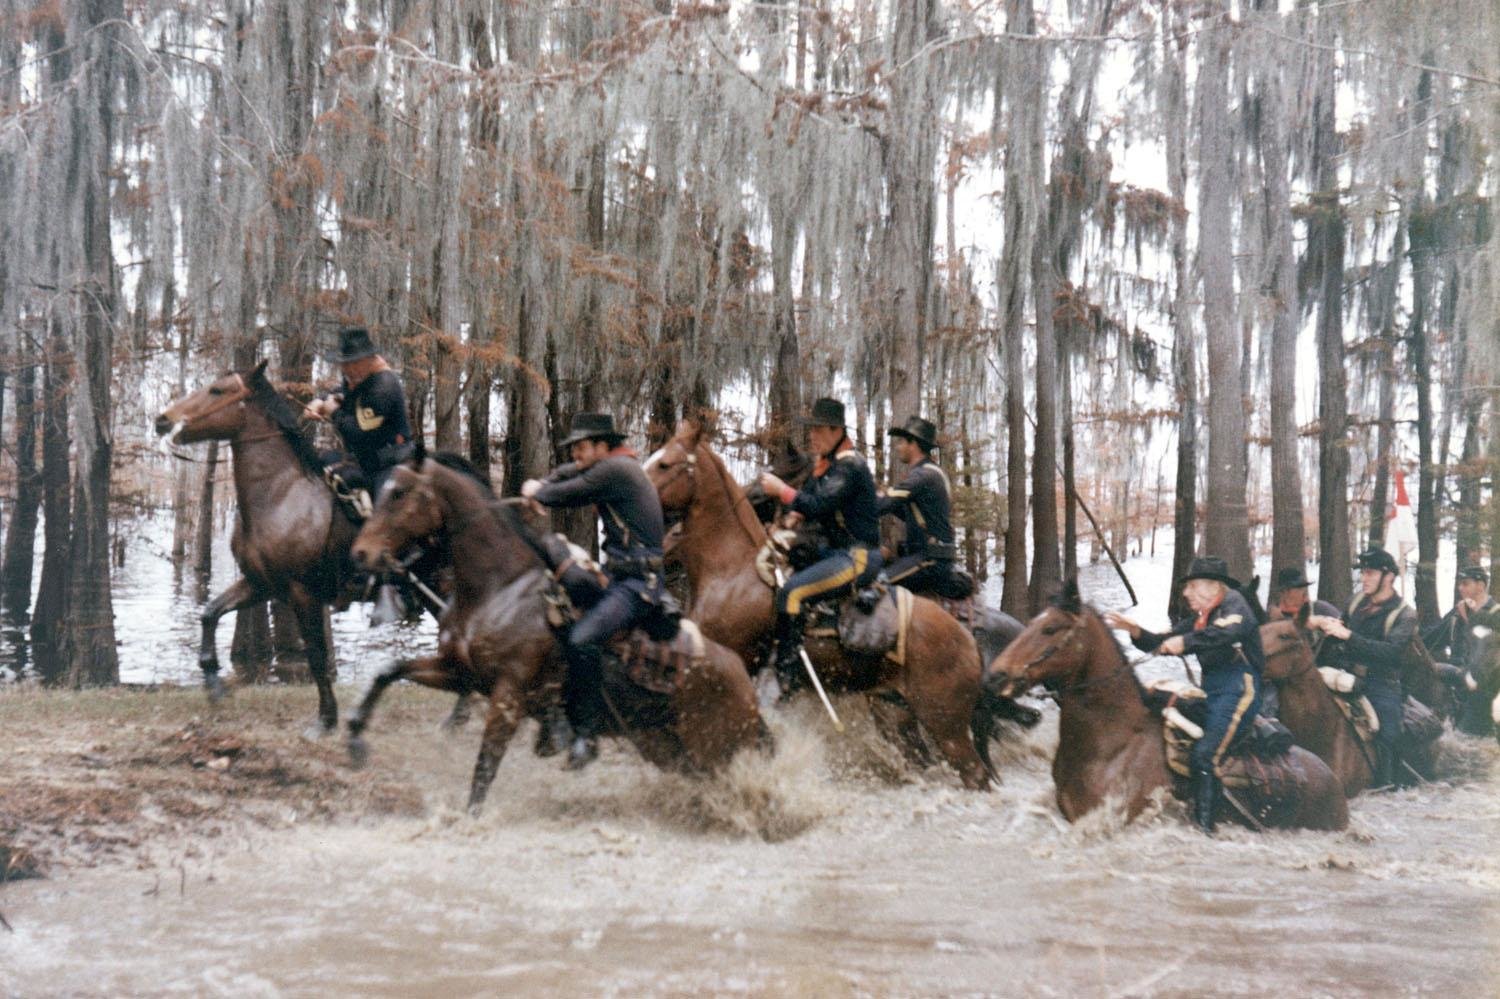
2, 523, 1497, 995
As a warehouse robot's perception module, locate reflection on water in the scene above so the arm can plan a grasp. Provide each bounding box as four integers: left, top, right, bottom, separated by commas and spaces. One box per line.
0, 513, 436, 687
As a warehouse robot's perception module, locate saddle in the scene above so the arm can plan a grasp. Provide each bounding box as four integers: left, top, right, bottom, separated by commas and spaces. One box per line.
795, 585, 917, 666
607, 619, 707, 695
1316, 668, 1441, 746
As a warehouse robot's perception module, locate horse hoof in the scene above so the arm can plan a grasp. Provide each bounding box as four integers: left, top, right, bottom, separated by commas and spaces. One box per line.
204, 673, 228, 703
302, 721, 336, 742
347, 737, 369, 769
465, 798, 486, 818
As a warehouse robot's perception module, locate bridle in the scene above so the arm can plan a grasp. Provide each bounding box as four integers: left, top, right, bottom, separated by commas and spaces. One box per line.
160, 374, 287, 458
1010, 611, 1136, 700
656, 442, 771, 551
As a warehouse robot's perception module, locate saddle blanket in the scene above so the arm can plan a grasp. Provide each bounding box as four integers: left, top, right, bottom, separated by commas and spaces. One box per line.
804, 587, 916, 666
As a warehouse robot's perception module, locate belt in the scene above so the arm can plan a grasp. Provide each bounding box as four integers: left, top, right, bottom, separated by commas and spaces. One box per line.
606, 553, 664, 579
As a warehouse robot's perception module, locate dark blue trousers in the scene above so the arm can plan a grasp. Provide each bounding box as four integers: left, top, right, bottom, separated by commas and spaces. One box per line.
1191, 670, 1261, 775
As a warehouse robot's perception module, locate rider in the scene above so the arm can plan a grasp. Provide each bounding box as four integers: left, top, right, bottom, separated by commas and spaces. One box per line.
522, 412, 666, 771
1306, 547, 1415, 789
308, 327, 415, 499
1268, 566, 1341, 627
1105, 556, 1264, 835
758, 397, 882, 691
877, 415, 970, 600
1423, 566, 1499, 675
308, 327, 415, 622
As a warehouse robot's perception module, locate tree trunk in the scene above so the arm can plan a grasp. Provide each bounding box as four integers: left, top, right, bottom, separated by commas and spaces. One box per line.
1310, 21, 1351, 610
429, 0, 465, 453
2, 332, 40, 619
1028, 227, 1061, 610
1257, 19, 1305, 580
1409, 205, 1439, 625
31, 319, 71, 680
1163, 2, 1196, 621
1197, 3, 1251, 583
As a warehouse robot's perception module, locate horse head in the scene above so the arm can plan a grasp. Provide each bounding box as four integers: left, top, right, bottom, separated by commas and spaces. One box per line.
986, 577, 1096, 698
1259, 619, 1313, 683
351, 440, 439, 571
155, 358, 267, 444
645, 419, 705, 517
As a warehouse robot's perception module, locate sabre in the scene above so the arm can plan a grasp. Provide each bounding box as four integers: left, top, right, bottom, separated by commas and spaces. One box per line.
772, 565, 844, 733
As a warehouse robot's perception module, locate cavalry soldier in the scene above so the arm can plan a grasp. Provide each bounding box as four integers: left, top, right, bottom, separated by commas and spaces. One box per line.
1268, 567, 1341, 626
1105, 556, 1264, 834
1424, 566, 1499, 675
522, 412, 666, 771
1307, 547, 1416, 789
758, 397, 882, 691
877, 415, 969, 599
308, 327, 415, 497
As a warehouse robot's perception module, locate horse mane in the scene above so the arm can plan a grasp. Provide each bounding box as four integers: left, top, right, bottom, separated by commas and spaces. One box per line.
699, 442, 767, 544
1054, 584, 1151, 703
246, 369, 325, 476
428, 450, 495, 498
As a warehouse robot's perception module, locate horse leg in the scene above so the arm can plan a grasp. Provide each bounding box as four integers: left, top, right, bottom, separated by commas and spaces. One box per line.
468, 678, 526, 816
198, 576, 261, 701
288, 587, 338, 736
869, 692, 936, 769
902, 646, 992, 791
347, 653, 458, 768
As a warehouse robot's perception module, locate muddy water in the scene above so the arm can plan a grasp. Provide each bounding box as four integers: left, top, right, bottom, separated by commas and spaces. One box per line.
3, 694, 1497, 997
2, 534, 1498, 994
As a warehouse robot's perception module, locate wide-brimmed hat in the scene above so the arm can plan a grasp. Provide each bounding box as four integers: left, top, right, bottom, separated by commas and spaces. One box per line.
1354, 548, 1399, 575
888, 415, 938, 451
1457, 565, 1489, 585
331, 327, 379, 363
1275, 567, 1312, 590
1178, 555, 1239, 589
800, 397, 847, 427
559, 412, 626, 449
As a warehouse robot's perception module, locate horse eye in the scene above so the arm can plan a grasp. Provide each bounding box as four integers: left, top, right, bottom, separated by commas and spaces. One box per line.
1042, 624, 1060, 636
208, 387, 224, 396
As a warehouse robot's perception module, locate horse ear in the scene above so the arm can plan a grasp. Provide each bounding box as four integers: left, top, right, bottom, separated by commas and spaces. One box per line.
410, 437, 426, 467
1057, 575, 1082, 613
250, 358, 269, 383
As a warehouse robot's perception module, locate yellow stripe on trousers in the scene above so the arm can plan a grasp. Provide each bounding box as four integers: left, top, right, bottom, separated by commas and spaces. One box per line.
785, 548, 868, 616
1212, 673, 1257, 770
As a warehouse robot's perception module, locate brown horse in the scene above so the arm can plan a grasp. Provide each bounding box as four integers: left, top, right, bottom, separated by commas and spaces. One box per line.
1262, 619, 1442, 791
1260, 621, 1374, 798
646, 421, 993, 790
987, 581, 1348, 830
345, 448, 769, 813
155, 361, 359, 733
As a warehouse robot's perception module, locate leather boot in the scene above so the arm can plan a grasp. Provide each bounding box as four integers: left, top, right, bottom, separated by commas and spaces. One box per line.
1372, 744, 1396, 790
1192, 768, 1218, 835
773, 613, 805, 696
562, 643, 604, 771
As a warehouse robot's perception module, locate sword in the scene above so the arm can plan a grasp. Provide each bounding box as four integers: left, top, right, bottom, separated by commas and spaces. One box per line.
772, 565, 845, 733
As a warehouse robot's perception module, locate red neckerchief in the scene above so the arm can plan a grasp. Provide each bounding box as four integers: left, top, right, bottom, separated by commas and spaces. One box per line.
1194, 595, 1224, 631
1277, 594, 1304, 618
812, 435, 854, 478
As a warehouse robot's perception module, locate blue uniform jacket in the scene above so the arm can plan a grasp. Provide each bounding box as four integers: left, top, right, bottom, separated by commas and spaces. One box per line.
1133, 589, 1264, 693
789, 446, 880, 549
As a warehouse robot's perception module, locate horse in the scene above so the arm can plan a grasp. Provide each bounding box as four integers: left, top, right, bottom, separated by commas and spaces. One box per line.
1259, 620, 1375, 797
345, 447, 770, 813
645, 420, 996, 790
986, 580, 1348, 830
155, 361, 366, 733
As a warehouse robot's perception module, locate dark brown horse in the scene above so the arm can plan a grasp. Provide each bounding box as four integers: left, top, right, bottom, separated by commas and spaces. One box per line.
646, 421, 993, 790
346, 449, 769, 813
1260, 620, 1374, 798
155, 361, 359, 733
1262, 619, 1442, 791
987, 582, 1348, 830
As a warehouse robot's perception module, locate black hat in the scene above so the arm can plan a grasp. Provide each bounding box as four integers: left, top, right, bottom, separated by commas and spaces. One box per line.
1354, 548, 1400, 575
1178, 555, 1239, 589
889, 415, 939, 451
331, 327, 379, 363
1457, 565, 1490, 585
1275, 567, 1312, 590
800, 397, 847, 427
559, 412, 626, 449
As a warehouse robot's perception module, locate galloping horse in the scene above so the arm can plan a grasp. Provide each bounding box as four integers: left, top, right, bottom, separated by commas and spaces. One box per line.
646, 421, 995, 790
987, 581, 1348, 830
155, 361, 362, 733
346, 448, 769, 813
